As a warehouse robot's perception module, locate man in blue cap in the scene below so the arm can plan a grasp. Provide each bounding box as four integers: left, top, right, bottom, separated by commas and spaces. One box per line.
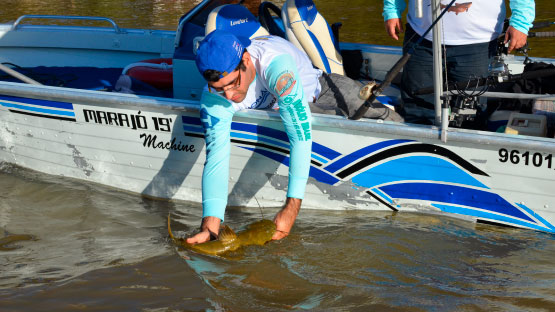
187, 30, 317, 243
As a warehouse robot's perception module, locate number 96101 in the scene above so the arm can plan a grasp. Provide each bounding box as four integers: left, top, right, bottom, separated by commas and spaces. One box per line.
498, 148, 553, 168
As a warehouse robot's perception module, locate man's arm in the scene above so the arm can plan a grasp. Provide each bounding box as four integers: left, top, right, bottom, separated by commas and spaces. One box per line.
383, 0, 406, 40
186, 90, 235, 244
264, 54, 313, 239
506, 0, 535, 52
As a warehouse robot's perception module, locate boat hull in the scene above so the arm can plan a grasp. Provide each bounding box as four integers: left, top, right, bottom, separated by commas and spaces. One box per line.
1, 82, 554, 233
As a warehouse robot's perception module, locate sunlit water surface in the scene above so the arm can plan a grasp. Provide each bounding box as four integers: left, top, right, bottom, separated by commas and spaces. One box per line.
1, 0, 555, 310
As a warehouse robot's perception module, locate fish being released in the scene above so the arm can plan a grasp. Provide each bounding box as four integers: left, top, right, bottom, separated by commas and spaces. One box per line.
167, 215, 276, 256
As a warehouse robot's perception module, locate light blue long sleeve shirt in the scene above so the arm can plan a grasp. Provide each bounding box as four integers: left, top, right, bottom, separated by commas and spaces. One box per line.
199, 54, 312, 222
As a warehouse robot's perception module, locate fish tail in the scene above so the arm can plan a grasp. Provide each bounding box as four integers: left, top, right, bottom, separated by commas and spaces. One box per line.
167, 213, 176, 241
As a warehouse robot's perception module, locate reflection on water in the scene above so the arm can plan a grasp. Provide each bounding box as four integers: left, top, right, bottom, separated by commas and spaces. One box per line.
1, 164, 554, 311
0, 163, 171, 288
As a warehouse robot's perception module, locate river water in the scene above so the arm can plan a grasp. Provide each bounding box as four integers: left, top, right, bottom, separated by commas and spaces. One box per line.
1, 1, 555, 311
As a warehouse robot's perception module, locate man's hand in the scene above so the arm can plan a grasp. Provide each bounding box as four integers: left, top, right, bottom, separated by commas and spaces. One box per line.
272, 197, 301, 240
385, 18, 404, 40
186, 216, 221, 244
505, 26, 528, 53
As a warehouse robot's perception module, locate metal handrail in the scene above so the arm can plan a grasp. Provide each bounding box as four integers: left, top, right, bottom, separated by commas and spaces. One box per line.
11, 15, 124, 34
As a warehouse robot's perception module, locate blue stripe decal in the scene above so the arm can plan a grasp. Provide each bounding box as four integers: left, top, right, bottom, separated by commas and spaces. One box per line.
432, 204, 552, 233
232, 132, 290, 150
309, 166, 340, 185
325, 139, 413, 173
183, 125, 203, 133
380, 182, 534, 223
351, 156, 488, 189
515, 203, 555, 231
311, 153, 328, 164
240, 146, 340, 185
0, 95, 73, 110
182, 115, 202, 126
232, 122, 289, 142
1, 101, 75, 117
235, 135, 327, 164
372, 188, 393, 204
233, 122, 339, 161
182, 118, 340, 161
312, 142, 341, 160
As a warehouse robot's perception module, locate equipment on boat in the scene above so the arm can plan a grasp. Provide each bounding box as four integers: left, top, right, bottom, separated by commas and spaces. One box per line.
123, 58, 173, 90
505, 112, 547, 137
406, 16, 555, 129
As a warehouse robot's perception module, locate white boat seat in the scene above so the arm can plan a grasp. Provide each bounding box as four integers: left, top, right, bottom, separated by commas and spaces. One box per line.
282, 0, 345, 75
205, 4, 269, 38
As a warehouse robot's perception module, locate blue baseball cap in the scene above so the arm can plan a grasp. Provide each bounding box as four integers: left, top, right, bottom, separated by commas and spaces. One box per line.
195, 30, 251, 79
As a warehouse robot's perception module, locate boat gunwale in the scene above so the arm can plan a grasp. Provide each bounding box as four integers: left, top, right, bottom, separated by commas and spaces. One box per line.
1, 81, 554, 153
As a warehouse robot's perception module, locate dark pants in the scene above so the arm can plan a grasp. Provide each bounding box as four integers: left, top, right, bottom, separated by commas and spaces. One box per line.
312, 73, 404, 122
401, 24, 497, 123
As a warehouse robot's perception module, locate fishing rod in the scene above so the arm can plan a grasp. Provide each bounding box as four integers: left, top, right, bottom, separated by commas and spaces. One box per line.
528, 31, 555, 38
529, 20, 555, 38
350, 0, 458, 120
532, 20, 555, 29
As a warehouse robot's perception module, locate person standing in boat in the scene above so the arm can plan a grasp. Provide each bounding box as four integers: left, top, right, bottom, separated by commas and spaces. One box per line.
383, 0, 535, 123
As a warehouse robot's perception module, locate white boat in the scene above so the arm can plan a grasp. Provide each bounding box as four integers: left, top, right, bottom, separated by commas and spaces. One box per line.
1, 0, 554, 234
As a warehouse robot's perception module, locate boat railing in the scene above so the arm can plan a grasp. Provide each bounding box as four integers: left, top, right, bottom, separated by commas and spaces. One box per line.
11, 15, 124, 34
462, 92, 555, 101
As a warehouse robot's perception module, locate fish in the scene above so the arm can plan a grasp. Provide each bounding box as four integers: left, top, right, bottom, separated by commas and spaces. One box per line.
167, 215, 276, 256
441, 2, 472, 15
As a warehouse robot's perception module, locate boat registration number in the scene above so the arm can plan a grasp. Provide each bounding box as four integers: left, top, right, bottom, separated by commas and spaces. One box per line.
498, 148, 553, 169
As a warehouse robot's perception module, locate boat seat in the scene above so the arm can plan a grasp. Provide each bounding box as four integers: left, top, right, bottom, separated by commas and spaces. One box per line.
282, 0, 345, 75
205, 4, 269, 38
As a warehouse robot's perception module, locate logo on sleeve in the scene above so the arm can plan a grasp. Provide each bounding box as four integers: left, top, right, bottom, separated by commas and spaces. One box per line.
274, 71, 297, 98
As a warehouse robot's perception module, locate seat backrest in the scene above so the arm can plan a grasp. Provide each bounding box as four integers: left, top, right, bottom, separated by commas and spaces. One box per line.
282, 0, 344, 75
205, 4, 269, 38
